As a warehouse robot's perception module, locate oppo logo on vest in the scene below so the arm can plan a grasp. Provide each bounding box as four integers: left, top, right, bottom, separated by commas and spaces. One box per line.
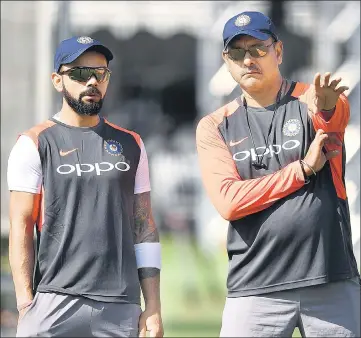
57, 161, 130, 176
233, 140, 301, 162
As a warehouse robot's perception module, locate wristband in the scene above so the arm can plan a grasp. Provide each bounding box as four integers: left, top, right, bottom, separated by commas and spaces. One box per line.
17, 300, 32, 312
300, 160, 316, 176
134, 243, 161, 269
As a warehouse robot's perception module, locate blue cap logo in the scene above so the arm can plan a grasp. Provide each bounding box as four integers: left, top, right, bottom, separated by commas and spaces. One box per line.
77, 36, 94, 44
235, 14, 251, 27
223, 11, 278, 50
54, 36, 114, 72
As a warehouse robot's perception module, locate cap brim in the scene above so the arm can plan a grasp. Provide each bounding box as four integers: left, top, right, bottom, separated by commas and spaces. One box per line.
223, 29, 271, 50
60, 43, 114, 69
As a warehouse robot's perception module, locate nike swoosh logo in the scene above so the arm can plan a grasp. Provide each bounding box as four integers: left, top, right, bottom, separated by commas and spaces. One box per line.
229, 137, 248, 147
59, 149, 77, 156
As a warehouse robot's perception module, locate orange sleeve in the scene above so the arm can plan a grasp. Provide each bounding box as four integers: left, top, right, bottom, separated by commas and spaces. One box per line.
315, 95, 348, 200
294, 82, 350, 132
22, 119, 56, 148
196, 115, 306, 221
312, 94, 350, 132
292, 83, 348, 200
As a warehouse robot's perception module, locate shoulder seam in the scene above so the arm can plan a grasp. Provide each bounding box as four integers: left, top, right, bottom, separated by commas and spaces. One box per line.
104, 119, 141, 148
201, 99, 240, 127
291, 81, 311, 98
21, 120, 56, 148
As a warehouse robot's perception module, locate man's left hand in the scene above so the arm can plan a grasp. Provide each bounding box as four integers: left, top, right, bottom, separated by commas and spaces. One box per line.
312, 72, 349, 111
138, 307, 164, 337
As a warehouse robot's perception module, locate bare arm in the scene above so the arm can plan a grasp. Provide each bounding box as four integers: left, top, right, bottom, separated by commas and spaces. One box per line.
133, 191, 160, 307
9, 191, 40, 309
134, 191, 163, 337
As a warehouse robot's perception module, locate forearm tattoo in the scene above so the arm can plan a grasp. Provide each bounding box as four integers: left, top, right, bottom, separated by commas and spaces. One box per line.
133, 192, 159, 243
134, 192, 160, 280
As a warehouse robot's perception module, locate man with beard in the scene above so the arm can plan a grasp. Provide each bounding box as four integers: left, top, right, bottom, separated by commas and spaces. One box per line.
7, 36, 163, 337
196, 11, 360, 337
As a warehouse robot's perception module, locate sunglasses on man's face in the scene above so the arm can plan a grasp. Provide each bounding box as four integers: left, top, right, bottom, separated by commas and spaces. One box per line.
226, 42, 275, 61
59, 66, 111, 83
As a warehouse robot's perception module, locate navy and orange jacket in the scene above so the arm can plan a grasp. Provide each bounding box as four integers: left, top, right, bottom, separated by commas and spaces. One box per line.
196, 81, 359, 296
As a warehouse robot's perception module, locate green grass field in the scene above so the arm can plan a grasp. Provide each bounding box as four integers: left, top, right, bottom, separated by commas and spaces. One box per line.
160, 234, 301, 337
160, 235, 225, 336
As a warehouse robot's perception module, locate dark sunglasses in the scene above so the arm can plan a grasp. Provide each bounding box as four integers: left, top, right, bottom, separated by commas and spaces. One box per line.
226, 42, 275, 61
59, 66, 111, 83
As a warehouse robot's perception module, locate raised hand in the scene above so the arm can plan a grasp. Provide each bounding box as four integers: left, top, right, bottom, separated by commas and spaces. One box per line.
312, 72, 349, 111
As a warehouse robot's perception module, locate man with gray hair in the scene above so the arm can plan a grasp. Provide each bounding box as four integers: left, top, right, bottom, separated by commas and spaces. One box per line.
196, 11, 360, 337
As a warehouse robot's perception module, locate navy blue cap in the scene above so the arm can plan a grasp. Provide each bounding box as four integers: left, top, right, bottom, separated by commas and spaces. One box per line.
223, 11, 278, 50
54, 36, 114, 72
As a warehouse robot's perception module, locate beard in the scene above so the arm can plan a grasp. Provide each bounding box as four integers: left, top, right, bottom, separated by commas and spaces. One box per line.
62, 84, 104, 116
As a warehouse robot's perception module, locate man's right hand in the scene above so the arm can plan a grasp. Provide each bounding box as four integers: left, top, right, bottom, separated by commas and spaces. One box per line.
302, 129, 341, 176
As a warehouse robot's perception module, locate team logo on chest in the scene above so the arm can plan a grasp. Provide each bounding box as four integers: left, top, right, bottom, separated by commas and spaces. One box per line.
104, 139, 123, 156
282, 119, 301, 137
